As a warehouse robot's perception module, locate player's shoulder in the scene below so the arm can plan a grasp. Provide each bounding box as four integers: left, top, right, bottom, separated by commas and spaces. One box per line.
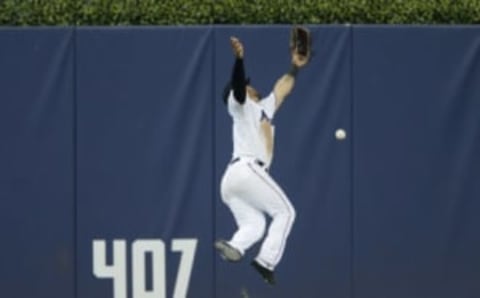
227, 91, 245, 114
261, 92, 276, 104
258, 91, 276, 116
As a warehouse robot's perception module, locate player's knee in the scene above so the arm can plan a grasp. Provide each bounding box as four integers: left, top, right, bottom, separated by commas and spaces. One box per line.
276, 204, 296, 225
285, 205, 296, 226
289, 205, 296, 223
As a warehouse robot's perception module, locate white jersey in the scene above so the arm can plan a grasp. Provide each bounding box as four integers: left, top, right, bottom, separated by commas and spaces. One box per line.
227, 91, 277, 166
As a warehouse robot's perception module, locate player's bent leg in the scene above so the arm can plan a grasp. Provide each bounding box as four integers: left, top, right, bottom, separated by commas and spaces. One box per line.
243, 167, 296, 270
256, 200, 296, 270
226, 197, 266, 253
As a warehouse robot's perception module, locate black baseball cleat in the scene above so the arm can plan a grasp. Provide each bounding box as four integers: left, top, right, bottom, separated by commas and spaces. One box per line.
214, 240, 242, 262
251, 260, 276, 285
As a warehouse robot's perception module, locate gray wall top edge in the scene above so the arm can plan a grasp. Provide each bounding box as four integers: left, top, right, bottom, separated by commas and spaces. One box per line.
0, 24, 478, 32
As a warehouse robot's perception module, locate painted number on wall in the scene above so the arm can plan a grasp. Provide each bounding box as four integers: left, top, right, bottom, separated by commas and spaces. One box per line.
92, 239, 198, 298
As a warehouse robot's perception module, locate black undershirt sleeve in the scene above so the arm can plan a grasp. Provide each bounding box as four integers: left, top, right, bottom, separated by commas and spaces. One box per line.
230, 58, 247, 104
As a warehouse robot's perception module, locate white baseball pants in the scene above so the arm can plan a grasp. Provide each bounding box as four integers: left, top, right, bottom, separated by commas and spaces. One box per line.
220, 157, 296, 270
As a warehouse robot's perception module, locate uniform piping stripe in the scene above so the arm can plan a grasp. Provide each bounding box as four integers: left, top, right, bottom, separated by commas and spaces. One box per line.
247, 163, 294, 265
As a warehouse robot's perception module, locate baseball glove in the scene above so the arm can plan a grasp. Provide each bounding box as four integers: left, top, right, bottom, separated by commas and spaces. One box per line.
290, 26, 312, 59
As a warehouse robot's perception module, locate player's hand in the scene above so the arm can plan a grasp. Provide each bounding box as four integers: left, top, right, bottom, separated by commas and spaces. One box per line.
291, 49, 309, 68
230, 36, 244, 59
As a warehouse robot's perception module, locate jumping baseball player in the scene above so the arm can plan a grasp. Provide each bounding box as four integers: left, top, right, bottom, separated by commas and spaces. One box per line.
215, 30, 310, 285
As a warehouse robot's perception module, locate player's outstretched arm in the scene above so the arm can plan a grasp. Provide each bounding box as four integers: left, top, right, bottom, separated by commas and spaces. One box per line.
273, 50, 309, 110
229, 37, 247, 104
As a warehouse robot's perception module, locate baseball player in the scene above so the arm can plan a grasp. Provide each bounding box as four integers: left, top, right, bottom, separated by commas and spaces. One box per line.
215, 34, 310, 285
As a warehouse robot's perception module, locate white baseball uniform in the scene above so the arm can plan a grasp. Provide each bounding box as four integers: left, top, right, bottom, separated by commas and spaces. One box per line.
220, 90, 296, 271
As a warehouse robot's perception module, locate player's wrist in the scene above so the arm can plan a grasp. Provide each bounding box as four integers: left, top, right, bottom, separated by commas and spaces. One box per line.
288, 64, 299, 77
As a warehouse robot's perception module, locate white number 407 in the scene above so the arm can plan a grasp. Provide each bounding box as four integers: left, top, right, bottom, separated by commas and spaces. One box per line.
93, 238, 198, 298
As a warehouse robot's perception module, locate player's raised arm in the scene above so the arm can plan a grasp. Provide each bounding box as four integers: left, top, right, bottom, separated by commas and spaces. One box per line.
273, 26, 311, 110
273, 50, 309, 110
228, 37, 247, 104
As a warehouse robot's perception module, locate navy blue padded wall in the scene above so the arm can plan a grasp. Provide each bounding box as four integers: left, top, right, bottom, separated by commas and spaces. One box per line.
0, 28, 74, 298
353, 26, 480, 298
76, 27, 214, 298
1, 25, 479, 298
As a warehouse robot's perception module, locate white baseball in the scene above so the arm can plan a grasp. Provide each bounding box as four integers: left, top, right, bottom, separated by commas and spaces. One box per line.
335, 129, 347, 140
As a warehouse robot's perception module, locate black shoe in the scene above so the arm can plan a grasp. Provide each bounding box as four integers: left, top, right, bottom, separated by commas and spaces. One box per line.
251, 260, 276, 285
214, 240, 242, 262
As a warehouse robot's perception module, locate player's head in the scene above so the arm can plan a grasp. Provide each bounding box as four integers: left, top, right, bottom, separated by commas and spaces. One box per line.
222, 77, 262, 103
243, 77, 261, 102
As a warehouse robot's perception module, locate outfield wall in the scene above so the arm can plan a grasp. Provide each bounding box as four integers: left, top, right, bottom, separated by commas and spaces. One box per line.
1, 26, 479, 298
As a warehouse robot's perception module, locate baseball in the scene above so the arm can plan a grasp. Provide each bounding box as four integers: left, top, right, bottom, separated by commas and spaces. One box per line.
335, 129, 347, 140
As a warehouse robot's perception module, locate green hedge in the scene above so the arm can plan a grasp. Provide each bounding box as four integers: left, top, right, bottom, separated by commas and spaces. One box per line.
1, 0, 480, 26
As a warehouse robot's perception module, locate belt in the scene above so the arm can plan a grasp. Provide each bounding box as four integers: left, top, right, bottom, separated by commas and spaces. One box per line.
230, 157, 268, 171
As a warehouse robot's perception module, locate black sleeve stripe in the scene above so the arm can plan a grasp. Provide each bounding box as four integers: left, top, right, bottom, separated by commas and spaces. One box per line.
231, 58, 246, 104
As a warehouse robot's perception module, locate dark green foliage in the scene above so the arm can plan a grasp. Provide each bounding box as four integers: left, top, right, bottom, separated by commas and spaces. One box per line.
1, 0, 479, 26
